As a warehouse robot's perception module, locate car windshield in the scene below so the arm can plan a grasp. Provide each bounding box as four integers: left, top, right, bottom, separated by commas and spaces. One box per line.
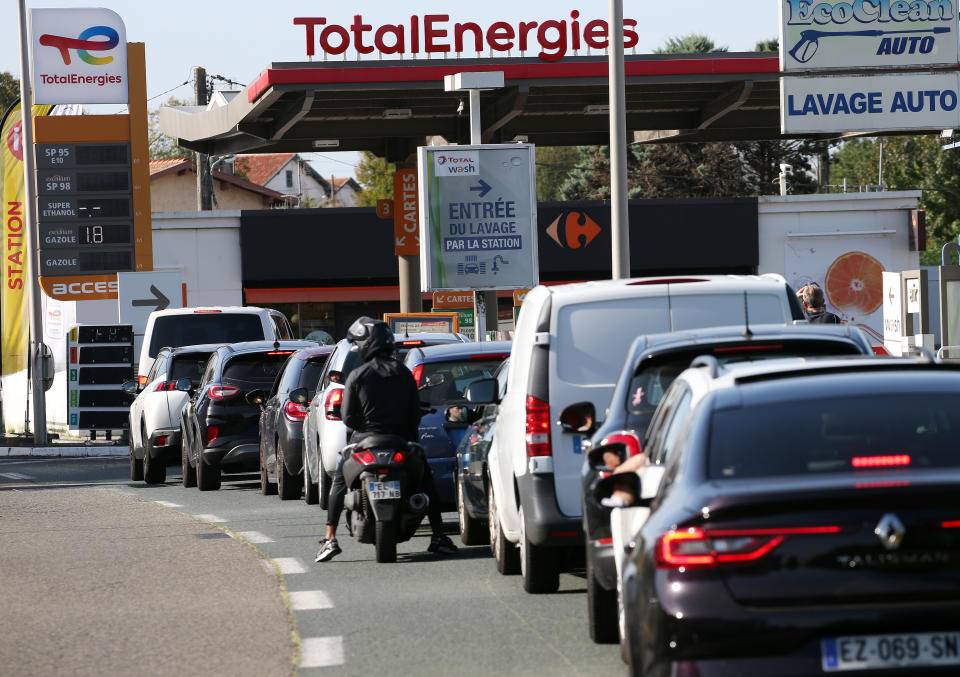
222, 353, 292, 384
169, 354, 212, 385
708, 393, 960, 479
625, 341, 864, 432
149, 314, 263, 358
418, 358, 506, 407
298, 361, 326, 390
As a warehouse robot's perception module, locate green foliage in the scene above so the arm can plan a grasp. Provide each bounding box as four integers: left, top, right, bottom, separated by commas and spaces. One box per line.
535, 146, 580, 201
654, 34, 727, 54
754, 38, 779, 52
355, 152, 396, 207
1, 72, 19, 115
149, 97, 192, 161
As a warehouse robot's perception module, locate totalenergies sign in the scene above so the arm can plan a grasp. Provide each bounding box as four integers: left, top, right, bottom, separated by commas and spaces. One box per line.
30, 7, 128, 104
294, 13, 639, 62
780, 0, 959, 71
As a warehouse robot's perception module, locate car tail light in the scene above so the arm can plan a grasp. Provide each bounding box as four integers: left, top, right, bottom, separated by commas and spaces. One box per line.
525, 395, 551, 457
138, 375, 148, 386
353, 450, 376, 465
599, 431, 643, 458
266, 351, 294, 356
154, 380, 178, 392
471, 353, 509, 360
325, 389, 343, 420
942, 520, 960, 529
851, 454, 911, 468
284, 400, 309, 422
597, 538, 613, 546
392, 451, 406, 463
156, 435, 168, 447
656, 525, 842, 569
194, 309, 222, 313
399, 340, 424, 346
411, 364, 424, 387
205, 426, 219, 444
208, 385, 239, 400
712, 344, 784, 354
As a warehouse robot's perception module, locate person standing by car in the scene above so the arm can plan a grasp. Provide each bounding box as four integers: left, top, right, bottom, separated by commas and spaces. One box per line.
797, 284, 841, 324
315, 317, 458, 562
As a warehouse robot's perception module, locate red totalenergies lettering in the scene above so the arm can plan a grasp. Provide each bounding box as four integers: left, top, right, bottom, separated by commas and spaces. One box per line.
294, 12, 639, 62
6, 202, 25, 291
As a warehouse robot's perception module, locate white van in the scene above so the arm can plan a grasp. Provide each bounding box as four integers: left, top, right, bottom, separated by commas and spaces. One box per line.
485, 275, 805, 593
137, 306, 293, 386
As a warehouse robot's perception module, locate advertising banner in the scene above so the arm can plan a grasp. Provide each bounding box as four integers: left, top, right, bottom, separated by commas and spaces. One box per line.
418, 144, 538, 292
781, 71, 960, 133
30, 7, 128, 104
780, 0, 960, 71
1, 102, 53, 376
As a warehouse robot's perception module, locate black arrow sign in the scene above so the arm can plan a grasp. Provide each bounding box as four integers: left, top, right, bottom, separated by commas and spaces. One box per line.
132, 284, 170, 312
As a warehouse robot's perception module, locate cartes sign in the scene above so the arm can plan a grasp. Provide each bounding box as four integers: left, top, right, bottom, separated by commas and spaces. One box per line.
393, 169, 419, 255
30, 8, 128, 104
418, 144, 538, 292
780, 0, 960, 71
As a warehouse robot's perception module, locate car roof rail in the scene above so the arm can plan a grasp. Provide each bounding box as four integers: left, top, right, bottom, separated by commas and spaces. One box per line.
690, 354, 721, 379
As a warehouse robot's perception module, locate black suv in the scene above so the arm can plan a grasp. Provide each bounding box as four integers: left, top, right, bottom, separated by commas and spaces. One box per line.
179, 340, 313, 491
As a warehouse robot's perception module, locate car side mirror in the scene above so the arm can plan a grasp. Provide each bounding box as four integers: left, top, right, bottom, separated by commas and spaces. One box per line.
246, 389, 267, 407
420, 373, 446, 390
559, 401, 597, 434
175, 378, 192, 393
121, 380, 139, 396
289, 387, 310, 405
444, 405, 473, 423
464, 377, 498, 404
592, 472, 642, 507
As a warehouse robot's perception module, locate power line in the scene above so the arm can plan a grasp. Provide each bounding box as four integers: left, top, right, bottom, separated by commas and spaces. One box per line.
147, 80, 191, 103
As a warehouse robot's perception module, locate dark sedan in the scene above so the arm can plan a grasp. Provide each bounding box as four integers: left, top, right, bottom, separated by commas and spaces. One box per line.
618, 358, 960, 677
564, 323, 873, 644
404, 341, 510, 510
179, 340, 314, 491
255, 344, 334, 500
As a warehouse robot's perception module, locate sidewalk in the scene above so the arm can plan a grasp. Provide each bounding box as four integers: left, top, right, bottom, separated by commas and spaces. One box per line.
0, 444, 128, 457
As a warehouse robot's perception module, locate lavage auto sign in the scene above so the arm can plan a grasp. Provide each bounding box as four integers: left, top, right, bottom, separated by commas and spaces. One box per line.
294, 13, 640, 62
781, 0, 959, 70
31, 7, 128, 104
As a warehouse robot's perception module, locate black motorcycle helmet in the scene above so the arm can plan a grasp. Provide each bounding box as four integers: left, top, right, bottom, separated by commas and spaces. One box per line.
346, 316, 395, 362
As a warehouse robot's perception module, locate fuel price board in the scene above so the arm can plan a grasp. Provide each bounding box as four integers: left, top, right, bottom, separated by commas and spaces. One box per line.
35, 142, 134, 277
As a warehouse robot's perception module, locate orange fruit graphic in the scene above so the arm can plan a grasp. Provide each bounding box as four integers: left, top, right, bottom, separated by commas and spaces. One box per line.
824, 251, 884, 316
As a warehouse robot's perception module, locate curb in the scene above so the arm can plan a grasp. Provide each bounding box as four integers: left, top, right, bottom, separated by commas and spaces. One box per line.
0, 446, 129, 458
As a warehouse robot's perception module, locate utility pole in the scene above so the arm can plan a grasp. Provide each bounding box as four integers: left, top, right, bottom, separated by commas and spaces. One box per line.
17, 0, 48, 444
609, 0, 630, 279
194, 67, 214, 211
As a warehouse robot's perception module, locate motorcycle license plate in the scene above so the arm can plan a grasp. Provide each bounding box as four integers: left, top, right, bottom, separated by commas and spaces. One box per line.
821, 631, 960, 671
367, 480, 401, 501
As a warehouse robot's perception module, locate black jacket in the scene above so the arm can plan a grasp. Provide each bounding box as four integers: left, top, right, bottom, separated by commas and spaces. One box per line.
807, 309, 841, 324
342, 355, 421, 442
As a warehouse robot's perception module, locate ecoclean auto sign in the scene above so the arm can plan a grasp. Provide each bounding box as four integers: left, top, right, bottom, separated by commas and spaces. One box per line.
30, 7, 128, 105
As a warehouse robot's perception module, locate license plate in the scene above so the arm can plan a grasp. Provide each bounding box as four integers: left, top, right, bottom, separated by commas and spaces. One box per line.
367, 480, 401, 501
822, 631, 960, 671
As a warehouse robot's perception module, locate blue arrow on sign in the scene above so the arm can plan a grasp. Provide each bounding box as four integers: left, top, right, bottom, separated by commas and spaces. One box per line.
470, 179, 492, 198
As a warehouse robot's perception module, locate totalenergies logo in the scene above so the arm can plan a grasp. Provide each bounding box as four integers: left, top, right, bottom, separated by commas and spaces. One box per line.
39, 25, 120, 65
6, 120, 24, 162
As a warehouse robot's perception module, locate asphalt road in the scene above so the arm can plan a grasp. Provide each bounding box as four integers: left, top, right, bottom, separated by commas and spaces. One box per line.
0, 457, 624, 676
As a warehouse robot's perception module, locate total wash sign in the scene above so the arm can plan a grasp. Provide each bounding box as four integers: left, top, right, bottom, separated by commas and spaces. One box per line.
30, 7, 128, 105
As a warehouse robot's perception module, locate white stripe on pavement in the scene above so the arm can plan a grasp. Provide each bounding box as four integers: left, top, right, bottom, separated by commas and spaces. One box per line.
0, 472, 32, 480
299, 637, 345, 668
237, 531, 274, 544
153, 500, 181, 508
273, 558, 307, 574
289, 590, 334, 610
193, 514, 226, 523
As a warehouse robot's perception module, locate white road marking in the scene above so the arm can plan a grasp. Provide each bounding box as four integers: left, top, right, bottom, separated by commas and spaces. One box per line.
0, 472, 32, 480
273, 557, 307, 574
237, 531, 274, 544
299, 636, 345, 668
153, 500, 181, 508
289, 590, 334, 610
193, 514, 226, 523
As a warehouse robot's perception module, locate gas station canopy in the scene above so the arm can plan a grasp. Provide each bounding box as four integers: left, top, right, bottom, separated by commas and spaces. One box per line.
159, 52, 837, 161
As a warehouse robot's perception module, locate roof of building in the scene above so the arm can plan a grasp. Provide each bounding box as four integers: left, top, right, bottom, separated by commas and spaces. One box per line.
148, 158, 291, 202
233, 153, 295, 185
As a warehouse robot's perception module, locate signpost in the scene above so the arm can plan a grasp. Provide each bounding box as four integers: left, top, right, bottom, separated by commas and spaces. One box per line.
117, 270, 183, 357
383, 312, 459, 335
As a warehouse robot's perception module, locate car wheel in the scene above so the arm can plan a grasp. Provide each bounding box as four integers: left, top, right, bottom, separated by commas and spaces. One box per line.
519, 505, 560, 594
457, 475, 487, 546
303, 448, 319, 505
278, 440, 302, 500
318, 449, 330, 510
587, 547, 619, 643
488, 480, 519, 575
181, 434, 196, 488
129, 440, 143, 482
259, 441, 277, 496
197, 451, 221, 491
142, 425, 166, 485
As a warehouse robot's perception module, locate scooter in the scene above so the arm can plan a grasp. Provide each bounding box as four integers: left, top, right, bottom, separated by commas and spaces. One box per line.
341, 434, 431, 563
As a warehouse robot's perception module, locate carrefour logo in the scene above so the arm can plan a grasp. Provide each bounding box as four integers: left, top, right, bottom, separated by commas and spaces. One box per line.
39, 25, 120, 65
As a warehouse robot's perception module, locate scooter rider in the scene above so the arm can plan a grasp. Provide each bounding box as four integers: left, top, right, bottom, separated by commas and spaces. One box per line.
315, 317, 458, 562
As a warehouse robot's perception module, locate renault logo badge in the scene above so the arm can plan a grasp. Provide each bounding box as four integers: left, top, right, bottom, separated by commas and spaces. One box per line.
875, 513, 906, 551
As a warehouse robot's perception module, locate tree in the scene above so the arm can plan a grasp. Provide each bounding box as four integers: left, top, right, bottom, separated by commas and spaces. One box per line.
354, 152, 395, 207
559, 146, 611, 201
754, 38, 779, 52
148, 97, 192, 161
654, 35, 727, 54
536, 146, 580, 201
1, 72, 19, 114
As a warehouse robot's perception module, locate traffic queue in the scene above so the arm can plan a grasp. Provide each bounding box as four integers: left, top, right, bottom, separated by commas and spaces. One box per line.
123, 275, 960, 676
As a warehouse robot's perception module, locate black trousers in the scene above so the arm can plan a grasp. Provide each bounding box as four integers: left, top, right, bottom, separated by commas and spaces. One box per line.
326, 449, 444, 532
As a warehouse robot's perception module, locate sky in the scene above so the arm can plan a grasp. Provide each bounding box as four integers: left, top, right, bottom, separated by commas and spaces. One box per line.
2, 1, 778, 179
